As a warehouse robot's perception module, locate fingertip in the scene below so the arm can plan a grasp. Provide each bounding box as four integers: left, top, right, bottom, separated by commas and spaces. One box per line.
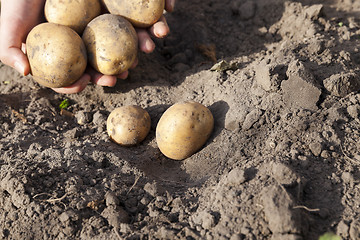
145, 39, 156, 53
93, 74, 117, 87
21, 43, 27, 54
52, 74, 90, 94
155, 25, 170, 38
117, 71, 129, 80
137, 29, 155, 53
2, 47, 30, 76
150, 16, 170, 38
15, 58, 30, 76
14, 61, 26, 76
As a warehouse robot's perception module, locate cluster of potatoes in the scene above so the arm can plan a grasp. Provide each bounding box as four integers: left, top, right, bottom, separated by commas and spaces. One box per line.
107, 101, 214, 160
26, 1, 215, 160
26, 0, 165, 88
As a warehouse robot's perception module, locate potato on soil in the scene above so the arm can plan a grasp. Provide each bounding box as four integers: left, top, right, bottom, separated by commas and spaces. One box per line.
107, 106, 151, 146
82, 14, 138, 75
45, 0, 101, 34
156, 101, 214, 160
26, 23, 87, 88
102, 0, 165, 28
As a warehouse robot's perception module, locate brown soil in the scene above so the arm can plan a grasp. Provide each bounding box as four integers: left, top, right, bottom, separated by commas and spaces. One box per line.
1, 0, 360, 239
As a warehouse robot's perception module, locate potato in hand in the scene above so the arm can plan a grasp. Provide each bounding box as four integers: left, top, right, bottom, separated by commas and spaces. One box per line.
45, 0, 101, 34
26, 23, 87, 88
82, 14, 138, 76
102, 0, 165, 28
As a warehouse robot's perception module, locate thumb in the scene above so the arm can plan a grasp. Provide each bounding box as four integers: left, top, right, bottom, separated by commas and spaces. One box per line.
0, 46, 30, 76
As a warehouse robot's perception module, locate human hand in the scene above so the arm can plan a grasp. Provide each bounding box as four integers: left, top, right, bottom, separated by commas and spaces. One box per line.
0, 0, 128, 94
0, 0, 45, 76
0, 0, 175, 94
71, 0, 176, 94
137, 0, 176, 53
55, 0, 176, 94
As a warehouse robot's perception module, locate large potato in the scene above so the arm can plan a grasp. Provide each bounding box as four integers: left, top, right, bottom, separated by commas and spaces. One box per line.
102, 0, 165, 28
26, 23, 87, 88
45, 0, 101, 34
156, 101, 214, 160
82, 14, 138, 75
107, 105, 151, 146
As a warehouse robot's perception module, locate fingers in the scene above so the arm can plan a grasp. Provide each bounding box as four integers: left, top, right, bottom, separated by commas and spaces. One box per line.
149, 16, 170, 38
165, 0, 176, 12
137, 29, 156, 53
93, 74, 118, 86
51, 60, 137, 94
137, 0, 172, 53
117, 71, 129, 80
52, 74, 91, 94
137, 15, 170, 53
92, 57, 138, 82
87, 67, 117, 87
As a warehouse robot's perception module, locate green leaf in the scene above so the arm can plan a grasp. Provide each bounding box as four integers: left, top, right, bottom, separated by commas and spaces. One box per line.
59, 99, 70, 109
319, 232, 341, 240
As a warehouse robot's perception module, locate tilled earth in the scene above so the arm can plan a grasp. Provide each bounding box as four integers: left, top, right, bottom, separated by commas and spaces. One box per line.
1, 0, 360, 239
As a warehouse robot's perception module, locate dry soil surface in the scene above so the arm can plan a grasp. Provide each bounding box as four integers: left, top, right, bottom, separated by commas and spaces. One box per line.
1, 0, 360, 239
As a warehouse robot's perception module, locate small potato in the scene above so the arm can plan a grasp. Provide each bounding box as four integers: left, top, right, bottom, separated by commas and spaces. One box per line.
107, 106, 151, 146
156, 101, 214, 160
82, 14, 138, 75
26, 23, 87, 88
102, 0, 165, 28
45, 0, 101, 34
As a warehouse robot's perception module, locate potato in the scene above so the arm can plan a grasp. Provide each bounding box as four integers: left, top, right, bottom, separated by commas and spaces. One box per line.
26, 23, 87, 88
156, 101, 214, 160
102, 0, 165, 28
45, 0, 101, 34
107, 105, 151, 146
82, 14, 138, 75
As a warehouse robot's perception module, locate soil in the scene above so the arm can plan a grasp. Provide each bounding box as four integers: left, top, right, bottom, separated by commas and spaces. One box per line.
1, 0, 360, 239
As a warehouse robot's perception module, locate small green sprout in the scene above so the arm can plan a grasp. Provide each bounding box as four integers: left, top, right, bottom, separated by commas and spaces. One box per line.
319, 232, 341, 240
338, 22, 343, 27
59, 99, 70, 109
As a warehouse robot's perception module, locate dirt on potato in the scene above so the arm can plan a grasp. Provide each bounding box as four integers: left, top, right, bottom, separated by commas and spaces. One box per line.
1, 0, 360, 239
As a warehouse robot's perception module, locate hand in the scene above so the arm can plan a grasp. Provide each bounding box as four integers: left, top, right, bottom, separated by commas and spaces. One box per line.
54, 0, 176, 94
137, 0, 176, 53
0, 0, 175, 94
0, 0, 45, 76
52, 59, 138, 94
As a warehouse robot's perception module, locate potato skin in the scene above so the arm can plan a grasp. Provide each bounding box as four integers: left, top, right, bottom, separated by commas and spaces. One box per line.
26, 23, 87, 88
82, 14, 138, 75
107, 106, 151, 146
45, 0, 101, 34
102, 0, 165, 28
156, 101, 214, 160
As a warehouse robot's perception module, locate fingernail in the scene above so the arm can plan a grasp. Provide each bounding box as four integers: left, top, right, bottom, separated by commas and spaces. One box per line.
146, 39, 155, 52
21, 43, 27, 54
14, 61, 25, 75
